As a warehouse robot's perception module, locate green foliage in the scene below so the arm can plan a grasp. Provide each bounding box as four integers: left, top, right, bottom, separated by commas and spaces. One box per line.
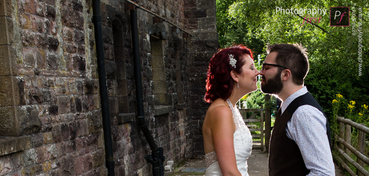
332, 94, 369, 126
216, 0, 265, 55
331, 94, 369, 172
216, 0, 369, 127
245, 90, 265, 109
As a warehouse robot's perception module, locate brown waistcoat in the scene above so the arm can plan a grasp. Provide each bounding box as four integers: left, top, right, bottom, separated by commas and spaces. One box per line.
268, 92, 331, 176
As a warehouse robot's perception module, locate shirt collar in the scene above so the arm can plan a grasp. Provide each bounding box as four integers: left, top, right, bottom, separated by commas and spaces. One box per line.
281, 86, 308, 114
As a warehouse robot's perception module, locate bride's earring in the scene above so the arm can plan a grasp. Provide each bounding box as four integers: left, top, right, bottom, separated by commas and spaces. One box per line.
237, 82, 239, 88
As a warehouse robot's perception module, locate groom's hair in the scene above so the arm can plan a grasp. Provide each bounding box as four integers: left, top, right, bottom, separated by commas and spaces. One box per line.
267, 43, 309, 85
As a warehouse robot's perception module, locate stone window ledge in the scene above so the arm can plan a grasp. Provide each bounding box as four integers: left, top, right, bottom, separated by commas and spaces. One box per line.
117, 113, 135, 124
0, 136, 31, 156
154, 105, 173, 116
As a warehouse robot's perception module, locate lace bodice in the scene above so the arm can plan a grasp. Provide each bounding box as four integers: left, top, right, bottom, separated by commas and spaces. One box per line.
226, 99, 249, 131
205, 151, 217, 167
205, 99, 253, 175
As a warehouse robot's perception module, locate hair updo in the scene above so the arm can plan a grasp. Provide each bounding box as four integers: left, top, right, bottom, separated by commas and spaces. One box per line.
204, 45, 253, 103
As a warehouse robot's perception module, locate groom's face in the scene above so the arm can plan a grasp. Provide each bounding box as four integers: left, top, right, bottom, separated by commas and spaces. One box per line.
260, 52, 284, 94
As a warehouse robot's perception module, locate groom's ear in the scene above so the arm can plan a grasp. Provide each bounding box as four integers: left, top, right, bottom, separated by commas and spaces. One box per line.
281, 69, 291, 82
230, 70, 239, 82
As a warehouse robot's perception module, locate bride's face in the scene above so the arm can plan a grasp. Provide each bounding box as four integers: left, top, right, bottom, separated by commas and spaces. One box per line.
236, 54, 259, 92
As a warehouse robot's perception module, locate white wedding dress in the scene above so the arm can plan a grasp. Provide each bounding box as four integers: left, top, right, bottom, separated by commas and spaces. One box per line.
205, 99, 253, 176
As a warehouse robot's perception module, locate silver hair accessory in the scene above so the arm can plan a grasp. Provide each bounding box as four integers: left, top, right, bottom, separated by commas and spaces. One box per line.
229, 54, 237, 68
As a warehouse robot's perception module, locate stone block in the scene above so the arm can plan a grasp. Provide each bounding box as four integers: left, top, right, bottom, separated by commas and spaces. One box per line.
30, 133, 43, 147
46, 5, 55, 20
47, 36, 59, 51
152, 66, 167, 81
105, 60, 116, 77
92, 150, 104, 167
71, 96, 82, 113
154, 93, 169, 105
48, 105, 58, 115
153, 80, 167, 94
84, 94, 100, 111
155, 106, 174, 116
196, 9, 207, 18
0, 0, 12, 16
19, 14, 33, 30
35, 33, 47, 48
97, 130, 104, 149
74, 156, 84, 175
43, 132, 53, 144
118, 96, 129, 113
0, 17, 9, 45
87, 110, 102, 133
16, 106, 41, 135
116, 113, 135, 124
0, 46, 16, 76
0, 136, 31, 156
61, 141, 75, 156
74, 29, 85, 44
35, 144, 57, 163
59, 154, 76, 175
19, 0, 36, 14
84, 79, 98, 94
71, 55, 86, 72
35, 18, 44, 33
47, 54, 59, 70
108, 98, 118, 116
65, 43, 77, 54
76, 119, 87, 137
51, 124, 61, 142
60, 123, 70, 141
22, 164, 43, 175
36, 49, 46, 69
23, 47, 36, 68
57, 96, 70, 114
116, 79, 127, 96
0, 106, 15, 135
62, 27, 73, 42
115, 61, 126, 79
23, 148, 37, 166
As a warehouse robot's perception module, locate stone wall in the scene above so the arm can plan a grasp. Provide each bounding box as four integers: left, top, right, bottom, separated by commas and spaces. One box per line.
185, 0, 219, 156
0, 0, 217, 175
0, 0, 105, 175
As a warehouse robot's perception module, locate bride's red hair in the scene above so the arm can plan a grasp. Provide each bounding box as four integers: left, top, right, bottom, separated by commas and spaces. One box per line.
204, 45, 253, 103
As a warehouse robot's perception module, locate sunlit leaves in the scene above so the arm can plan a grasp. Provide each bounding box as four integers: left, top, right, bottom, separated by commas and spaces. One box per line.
216, 0, 369, 121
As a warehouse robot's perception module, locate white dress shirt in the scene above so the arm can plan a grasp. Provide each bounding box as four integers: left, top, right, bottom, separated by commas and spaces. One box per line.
281, 86, 335, 176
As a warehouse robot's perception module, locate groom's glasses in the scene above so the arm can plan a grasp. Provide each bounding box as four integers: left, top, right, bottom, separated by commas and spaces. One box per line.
261, 63, 288, 71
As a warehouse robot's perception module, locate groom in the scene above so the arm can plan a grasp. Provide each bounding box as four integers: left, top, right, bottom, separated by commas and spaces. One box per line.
260, 44, 335, 175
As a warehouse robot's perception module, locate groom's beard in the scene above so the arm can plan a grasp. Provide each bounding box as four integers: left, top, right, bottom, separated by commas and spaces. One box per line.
261, 71, 283, 94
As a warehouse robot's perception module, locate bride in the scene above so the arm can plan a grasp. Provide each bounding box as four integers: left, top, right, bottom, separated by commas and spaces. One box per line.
203, 45, 259, 176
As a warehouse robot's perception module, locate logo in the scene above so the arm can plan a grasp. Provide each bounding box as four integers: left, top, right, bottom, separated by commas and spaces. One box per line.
301, 16, 322, 26
330, 7, 350, 27
275, 7, 327, 26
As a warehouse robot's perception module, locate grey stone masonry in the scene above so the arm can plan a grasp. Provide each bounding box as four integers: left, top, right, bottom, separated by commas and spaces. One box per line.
0, 0, 217, 175
186, 0, 219, 156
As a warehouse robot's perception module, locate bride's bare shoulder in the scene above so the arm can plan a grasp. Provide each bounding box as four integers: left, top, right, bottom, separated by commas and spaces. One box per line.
205, 99, 232, 120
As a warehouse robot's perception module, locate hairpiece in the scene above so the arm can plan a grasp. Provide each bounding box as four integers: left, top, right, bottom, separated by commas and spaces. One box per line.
229, 54, 236, 68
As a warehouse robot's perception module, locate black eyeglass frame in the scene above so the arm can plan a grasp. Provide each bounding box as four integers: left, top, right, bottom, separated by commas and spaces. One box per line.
262, 63, 288, 70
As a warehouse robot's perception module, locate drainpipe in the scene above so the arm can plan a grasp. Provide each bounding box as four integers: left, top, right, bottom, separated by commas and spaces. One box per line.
92, 0, 115, 175
130, 9, 165, 176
